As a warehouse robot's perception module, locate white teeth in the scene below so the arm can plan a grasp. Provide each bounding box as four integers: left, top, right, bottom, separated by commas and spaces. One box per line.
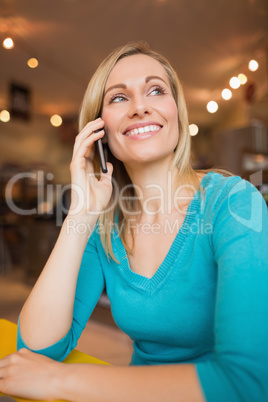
125, 125, 161, 136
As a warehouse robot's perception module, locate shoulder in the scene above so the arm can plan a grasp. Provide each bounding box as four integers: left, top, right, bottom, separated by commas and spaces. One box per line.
200, 171, 259, 205
200, 171, 267, 233
200, 171, 242, 192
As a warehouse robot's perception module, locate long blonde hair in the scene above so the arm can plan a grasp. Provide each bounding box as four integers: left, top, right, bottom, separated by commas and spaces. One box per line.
79, 41, 201, 261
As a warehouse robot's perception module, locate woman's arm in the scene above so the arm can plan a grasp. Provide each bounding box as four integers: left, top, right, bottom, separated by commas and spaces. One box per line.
59, 361, 204, 402
196, 178, 268, 401
0, 349, 204, 402
19, 118, 113, 351
19, 215, 97, 350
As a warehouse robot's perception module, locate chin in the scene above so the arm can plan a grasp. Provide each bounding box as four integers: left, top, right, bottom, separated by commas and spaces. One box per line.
126, 151, 174, 166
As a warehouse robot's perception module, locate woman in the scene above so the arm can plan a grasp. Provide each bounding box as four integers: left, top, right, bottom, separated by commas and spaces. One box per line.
0, 42, 268, 401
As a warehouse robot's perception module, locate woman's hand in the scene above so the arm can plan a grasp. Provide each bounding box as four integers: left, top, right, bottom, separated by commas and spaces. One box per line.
69, 117, 113, 219
0, 349, 65, 401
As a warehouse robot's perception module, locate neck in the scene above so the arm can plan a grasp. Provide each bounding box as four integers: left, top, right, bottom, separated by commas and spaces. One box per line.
123, 156, 194, 218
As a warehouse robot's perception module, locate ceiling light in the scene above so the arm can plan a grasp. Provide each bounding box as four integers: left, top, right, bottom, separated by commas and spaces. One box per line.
248, 60, 259, 72
206, 101, 218, 114
189, 124, 199, 136
238, 73, 247, 85
0, 110, 10, 122
3, 37, 14, 49
221, 88, 232, 100
27, 58, 39, 68
50, 114, 62, 127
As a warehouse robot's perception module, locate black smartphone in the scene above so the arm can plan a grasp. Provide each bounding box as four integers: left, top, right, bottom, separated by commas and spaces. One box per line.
94, 128, 107, 173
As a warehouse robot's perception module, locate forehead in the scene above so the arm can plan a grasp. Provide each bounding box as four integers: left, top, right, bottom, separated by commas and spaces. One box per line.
105, 54, 169, 87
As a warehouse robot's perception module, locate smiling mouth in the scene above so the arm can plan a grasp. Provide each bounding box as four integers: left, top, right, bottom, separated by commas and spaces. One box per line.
124, 125, 162, 137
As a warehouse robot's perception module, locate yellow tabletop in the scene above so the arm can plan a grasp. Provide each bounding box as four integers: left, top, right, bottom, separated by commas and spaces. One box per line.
0, 319, 109, 402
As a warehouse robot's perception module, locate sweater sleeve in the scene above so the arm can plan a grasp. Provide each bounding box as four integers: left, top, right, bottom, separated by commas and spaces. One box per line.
196, 178, 268, 402
17, 227, 105, 361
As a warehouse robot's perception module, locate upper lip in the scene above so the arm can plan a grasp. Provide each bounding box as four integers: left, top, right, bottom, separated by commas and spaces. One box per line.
123, 121, 163, 135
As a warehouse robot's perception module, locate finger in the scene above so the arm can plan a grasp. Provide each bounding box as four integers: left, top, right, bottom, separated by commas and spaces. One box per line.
0, 378, 8, 394
72, 129, 105, 163
0, 354, 12, 366
73, 119, 104, 154
79, 118, 103, 136
0, 359, 8, 370
0, 358, 9, 379
77, 120, 104, 145
73, 128, 103, 159
0, 367, 7, 380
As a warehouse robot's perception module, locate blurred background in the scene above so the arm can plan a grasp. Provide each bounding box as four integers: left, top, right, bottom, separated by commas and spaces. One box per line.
0, 0, 268, 364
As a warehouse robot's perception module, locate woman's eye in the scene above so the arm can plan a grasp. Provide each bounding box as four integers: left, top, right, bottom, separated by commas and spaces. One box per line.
110, 95, 127, 103
150, 86, 165, 96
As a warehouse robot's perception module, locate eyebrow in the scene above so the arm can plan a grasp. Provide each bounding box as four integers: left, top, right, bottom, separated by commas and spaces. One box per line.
104, 75, 168, 96
104, 83, 127, 96
145, 75, 168, 85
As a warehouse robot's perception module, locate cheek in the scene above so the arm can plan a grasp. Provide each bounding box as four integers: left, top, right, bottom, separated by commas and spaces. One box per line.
166, 99, 179, 121
101, 111, 122, 158
165, 100, 179, 138
102, 107, 123, 136
101, 111, 115, 142
101, 109, 113, 131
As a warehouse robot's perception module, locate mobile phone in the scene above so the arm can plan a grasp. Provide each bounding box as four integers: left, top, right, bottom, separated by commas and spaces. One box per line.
94, 128, 107, 173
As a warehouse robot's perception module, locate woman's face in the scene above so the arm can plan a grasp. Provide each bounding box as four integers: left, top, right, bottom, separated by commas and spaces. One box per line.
101, 54, 179, 166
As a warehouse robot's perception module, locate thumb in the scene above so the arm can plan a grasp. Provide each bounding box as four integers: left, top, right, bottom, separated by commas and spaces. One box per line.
99, 162, 113, 185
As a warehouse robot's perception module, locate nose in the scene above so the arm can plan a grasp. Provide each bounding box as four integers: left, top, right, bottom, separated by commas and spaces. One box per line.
127, 95, 152, 118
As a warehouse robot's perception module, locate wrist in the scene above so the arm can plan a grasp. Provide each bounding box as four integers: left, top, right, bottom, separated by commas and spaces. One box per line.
53, 363, 74, 401
55, 363, 96, 402
63, 213, 98, 237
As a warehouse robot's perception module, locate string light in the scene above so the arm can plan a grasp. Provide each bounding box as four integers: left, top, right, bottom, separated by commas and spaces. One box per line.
3, 37, 14, 49
238, 73, 247, 85
189, 124, 199, 136
221, 88, 232, 100
50, 114, 62, 127
207, 57, 258, 118
0, 26, 262, 126
207, 101, 218, 114
0, 110, 10, 122
27, 58, 39, 68
248, 60, 259, 72
229, 77, 240, 89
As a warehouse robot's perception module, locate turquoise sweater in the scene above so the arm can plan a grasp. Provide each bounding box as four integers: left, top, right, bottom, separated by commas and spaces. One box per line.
17, 172, 268, 401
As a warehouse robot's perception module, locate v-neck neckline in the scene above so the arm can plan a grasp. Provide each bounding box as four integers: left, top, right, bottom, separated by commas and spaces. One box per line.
111, 172, 212, 292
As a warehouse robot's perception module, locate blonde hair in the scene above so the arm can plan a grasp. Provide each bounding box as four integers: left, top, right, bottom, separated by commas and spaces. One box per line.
79, 42, 203, 261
